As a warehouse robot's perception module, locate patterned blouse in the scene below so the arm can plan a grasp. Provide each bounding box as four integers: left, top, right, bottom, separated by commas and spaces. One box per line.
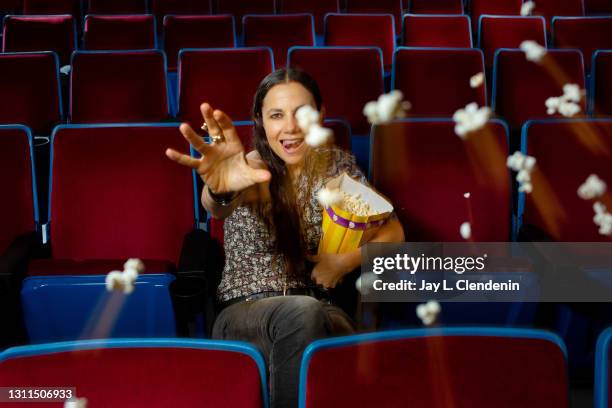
217, 147, 368, 302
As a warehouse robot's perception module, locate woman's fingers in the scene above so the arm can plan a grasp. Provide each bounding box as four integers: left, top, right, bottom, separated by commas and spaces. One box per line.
200, 103, 223, 137
165, 148, 201, 170
213, 109, 240, 145
179, 123, 211, 156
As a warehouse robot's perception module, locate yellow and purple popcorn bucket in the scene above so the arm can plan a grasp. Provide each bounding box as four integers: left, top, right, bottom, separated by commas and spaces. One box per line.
318, 173, 394, 254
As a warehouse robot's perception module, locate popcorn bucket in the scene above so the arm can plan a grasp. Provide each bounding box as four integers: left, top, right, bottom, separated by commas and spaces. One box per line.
318, 173, 393, 254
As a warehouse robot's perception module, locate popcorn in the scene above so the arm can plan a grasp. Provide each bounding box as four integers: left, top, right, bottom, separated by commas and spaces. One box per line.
593, 202, 612, 236
464, 192, 471, 199
295, 105, 333, 147
363, 90, 411, 125
105, 258, 144, 294
416, 300, 441, 326
60, 65, 72, 75
339, 191, 374, 217
355, 272, 378, 295
507, 151, 536, 194
520, 40, 547, 63
64, 397, 88, 408
521, 1, 536, 16
470, 72, 484, 89
578, 174, 607, 200
545, 84, 583, 117
460, 222, 471, 240
317, 187, 343, 208
453, 102, 491, 138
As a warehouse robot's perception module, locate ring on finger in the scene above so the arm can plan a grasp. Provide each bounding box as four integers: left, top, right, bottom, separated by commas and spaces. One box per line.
210, 133, 225, 143
201, 122, 209, 132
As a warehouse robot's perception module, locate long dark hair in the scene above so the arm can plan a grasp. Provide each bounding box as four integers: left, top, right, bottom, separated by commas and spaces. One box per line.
252, 68, 323, 279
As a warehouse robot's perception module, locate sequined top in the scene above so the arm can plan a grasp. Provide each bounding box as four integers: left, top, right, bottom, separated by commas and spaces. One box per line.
217, 147, 368, 302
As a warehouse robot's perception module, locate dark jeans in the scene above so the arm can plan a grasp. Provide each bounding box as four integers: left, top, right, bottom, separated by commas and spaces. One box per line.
212, 295, 355, 408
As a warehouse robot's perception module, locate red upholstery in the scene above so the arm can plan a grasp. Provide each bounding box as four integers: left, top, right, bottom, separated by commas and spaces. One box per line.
178, 48, 273, 127
532, 0, 585, 30
371, 120, 510, 241
584, 0, 612, 14
478, 16, 547, 68
393, 48, 486, 117
523, 120, 612, 241
0, 52, 61, 135
2, 14, 75, 66
409, 0, 463, 13
593, 51, 612, 116
402, 14, 472, 48
23, 0, 80, 18
0, 345, 264, 407
324, 13, 395, 71
84, 14, 155, 51
28, 258, 174, 275
152, 0, 212, 31
163, 15, 235, 71
345, 0, 402, 34
288, 47, 384, 135
470, 0, 522, 32
0, 0, 21, 15
215, 0, 275, 34
0, 127, 35, 254
304, 334, 568, 408
87, 0, 146, 14
70, 51, 169, 123
48, 125, 195, 263
244, 14, 314, 69
493, 49, 586, 130
553, 17, 612, 73
277, 0, 338, 34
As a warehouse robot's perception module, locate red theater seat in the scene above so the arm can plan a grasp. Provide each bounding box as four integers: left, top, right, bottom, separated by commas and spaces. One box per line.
393, 48, 486, 117
0, 52, 61, 135
87, 0, 146, 14
592, 51, 612, 116
370, 119, 510, 241
243, 14, 314, 69
0, 0, 22, 16
276, 0, 338, 35
163, 15, 235, 71
83, 14, 156, 50
152, 0, 212, 31
532, 0, 585, 30
301, 328, 568, 408
34, 124, 196, 270
324, 13, 395, 71
493, 49, 586, 131
470, 0, 522, 32
0, 339, 268, 408
178, 48, 273, 128
70, 50, 169, 123
553, 17, 612, 73
402, 14, 472, 48
522, 119, 612, 241
409, 0, 463, 13
345, 0, 402, 35
288, 46, 384, 135
585, 0, 612, 14
1, 14, 76, 66
214, 0, 274, 34
478, 15, 547, 69
22, 0, 80, 19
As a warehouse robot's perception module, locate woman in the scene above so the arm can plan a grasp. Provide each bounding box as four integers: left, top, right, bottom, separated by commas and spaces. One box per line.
166, 68, 404, 407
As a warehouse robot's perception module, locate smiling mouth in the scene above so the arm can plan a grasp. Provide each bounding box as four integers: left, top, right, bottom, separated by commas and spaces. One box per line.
280, 138, 304, 154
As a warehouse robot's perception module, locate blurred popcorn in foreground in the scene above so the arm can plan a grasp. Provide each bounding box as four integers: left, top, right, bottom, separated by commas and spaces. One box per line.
460, 222, 471, 240
507, 151, 536, 194
416, 300, 441, 326
520, 40, 546, 63
356, 272, 378, 295
578, 174, 607, 200
317, 187, 343, 208
464, 192, 471, 198
64, 398, 87, 408
545, 83, 583, 117
60, 65, 72, 75
295, 105, 333, 147
105, 258, 144, 294
521, 1, 536, 16
593, 202, 612, 236
453, 103, 491, 138
470, 72, 484, 88
363, 90, 411, 125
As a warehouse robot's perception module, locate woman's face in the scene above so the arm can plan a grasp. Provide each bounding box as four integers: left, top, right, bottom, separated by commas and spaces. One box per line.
261, 81, 318, 168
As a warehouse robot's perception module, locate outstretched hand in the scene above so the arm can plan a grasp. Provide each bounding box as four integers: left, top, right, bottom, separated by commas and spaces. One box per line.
165, 103, 271, 194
